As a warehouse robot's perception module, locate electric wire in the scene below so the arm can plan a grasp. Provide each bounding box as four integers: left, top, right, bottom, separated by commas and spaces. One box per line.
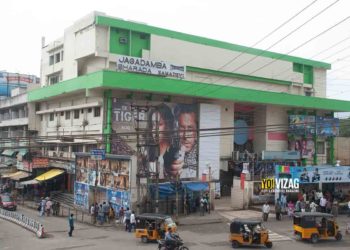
185, 0, 339, 96
200, 15, 350, 97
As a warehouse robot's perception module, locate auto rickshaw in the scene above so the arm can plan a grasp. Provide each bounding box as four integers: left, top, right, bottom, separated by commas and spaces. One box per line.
229, 219, 272, 248
293, 212, 342, 243
135, 213, 177, 243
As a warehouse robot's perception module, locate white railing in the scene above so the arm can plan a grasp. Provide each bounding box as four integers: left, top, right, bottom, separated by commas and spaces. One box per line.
0, 208, 45, 238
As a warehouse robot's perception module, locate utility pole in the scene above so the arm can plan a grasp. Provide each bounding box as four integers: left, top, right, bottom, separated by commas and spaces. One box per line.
135, 106, 141, 215
154, 111, 160, 213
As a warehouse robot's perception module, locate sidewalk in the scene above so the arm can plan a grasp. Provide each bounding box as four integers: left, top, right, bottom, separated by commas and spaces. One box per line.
177, 210, 225, 226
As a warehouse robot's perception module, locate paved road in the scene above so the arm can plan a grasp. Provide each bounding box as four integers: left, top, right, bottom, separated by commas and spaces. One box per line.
1, 205, 350, 250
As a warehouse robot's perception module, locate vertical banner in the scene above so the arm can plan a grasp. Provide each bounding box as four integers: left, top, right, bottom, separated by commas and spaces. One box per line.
74, 182, 89, 210
198, 104, 221, 180
106, 189, 130, 214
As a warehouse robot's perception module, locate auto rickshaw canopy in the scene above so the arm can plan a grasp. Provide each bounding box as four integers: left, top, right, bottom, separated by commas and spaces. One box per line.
293, 212, 334, 229
230, 219, 262, 234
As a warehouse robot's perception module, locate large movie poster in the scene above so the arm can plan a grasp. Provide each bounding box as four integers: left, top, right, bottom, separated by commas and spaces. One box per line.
75, 157, 130, 190
112, 99, 199, 180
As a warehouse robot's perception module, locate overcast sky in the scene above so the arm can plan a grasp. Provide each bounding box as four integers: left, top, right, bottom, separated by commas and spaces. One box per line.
1, 0, 349, 101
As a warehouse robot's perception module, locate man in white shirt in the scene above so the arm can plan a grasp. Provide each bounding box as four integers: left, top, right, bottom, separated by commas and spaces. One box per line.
262, 202, 270, 222
130, 211, 136, 232
319, 196, 327, 213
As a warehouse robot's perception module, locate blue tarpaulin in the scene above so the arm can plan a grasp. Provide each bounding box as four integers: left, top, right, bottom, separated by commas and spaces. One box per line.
184, 182, 209, 192
150, 182, 209, 199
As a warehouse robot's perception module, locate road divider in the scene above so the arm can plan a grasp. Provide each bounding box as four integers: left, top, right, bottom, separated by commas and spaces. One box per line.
0, 208, 45, 238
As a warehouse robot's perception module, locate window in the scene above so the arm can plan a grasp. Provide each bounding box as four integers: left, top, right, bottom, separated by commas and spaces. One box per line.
49, 113, 54, 121
88, 108, 92, 113
74, 110, 79, 119
48, 145, 56, 151
49, 75, 59, 85
60, 146, 69, 152
72, 144, 84, 153
81, 109, 84, 114
65, 111, 71, 120
94, 107, 101, 117
55, 53, 61, 63
61, 112, 64, 116
61, 51, 64, 61
49, 55, 54, 65
317, 141, 325, 155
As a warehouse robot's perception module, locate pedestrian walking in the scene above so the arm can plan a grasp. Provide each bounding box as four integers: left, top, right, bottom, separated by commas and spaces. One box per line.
347, 200, 350, 217
108, 204, 115, 223
200, 197, 206, 216
310, 201, 318, 213
331, 200, 338, 217
98, 204, 104, 225
102, 202, 109, 223
68, 214, 74, 237
130, 211, 136, 232
40, 197, 46, 217
119, 206, 124, 224
124, 207, 131, 232
46, 198, 52, 216
287, 201, 294, 218
319, 196, 327, 213
275, 199, 282, 221
90, 204, 95, 224
262, 202, 270, 222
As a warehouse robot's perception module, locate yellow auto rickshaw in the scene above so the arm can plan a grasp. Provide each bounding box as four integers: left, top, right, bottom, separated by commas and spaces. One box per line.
135, 213, 177, 243
293, 212, 342, 243
229, 219, 272, 248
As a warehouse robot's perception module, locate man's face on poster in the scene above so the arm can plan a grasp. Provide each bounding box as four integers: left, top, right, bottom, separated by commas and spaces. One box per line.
178, 112, 197, 153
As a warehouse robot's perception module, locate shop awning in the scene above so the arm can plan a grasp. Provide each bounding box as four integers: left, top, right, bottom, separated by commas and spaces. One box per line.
16, 149, 28, 157
20, 179, 39, 185
1, 149, 15, 157
35, 169, 64, 181
9, 171, 30, 181
1, 172, 18, 178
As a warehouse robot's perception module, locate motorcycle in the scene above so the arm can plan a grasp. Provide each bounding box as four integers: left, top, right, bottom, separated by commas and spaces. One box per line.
157, 233, 189, 250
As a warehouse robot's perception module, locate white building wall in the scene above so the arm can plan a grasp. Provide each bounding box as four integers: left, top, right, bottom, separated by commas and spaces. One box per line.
150, 35, 306, 84
38, 94, 104, 137
314, 68, 327, 98
265, 106, 288, 151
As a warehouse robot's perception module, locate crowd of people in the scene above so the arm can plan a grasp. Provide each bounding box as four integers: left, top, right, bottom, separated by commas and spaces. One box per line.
262, 190, 350, 221
38, 197, 60, 216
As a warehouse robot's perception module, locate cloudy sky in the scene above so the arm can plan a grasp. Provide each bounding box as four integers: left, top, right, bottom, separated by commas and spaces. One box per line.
0, 0, 349, 100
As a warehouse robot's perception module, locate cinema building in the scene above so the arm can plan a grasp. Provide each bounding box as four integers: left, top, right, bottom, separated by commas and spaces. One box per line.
24, 11, 350, 213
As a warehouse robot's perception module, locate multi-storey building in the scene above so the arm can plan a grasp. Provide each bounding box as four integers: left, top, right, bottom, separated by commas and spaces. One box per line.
25, 11, 350, 212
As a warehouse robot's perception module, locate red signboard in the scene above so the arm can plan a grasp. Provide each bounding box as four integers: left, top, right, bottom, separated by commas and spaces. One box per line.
32, 158, 49, 168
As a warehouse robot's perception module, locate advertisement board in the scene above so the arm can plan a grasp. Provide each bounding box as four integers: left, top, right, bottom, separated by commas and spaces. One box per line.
316, 117, 339, 137
112, 100, 199, 181
290, 166, 350, 184
75, 157, 130, 190
288, 115, 315, 136
74, 182, 89, 210
106, 189, 130, 215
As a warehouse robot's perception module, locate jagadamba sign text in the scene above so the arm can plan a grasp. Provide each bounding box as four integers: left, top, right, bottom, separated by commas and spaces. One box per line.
116, 55, 186, 79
